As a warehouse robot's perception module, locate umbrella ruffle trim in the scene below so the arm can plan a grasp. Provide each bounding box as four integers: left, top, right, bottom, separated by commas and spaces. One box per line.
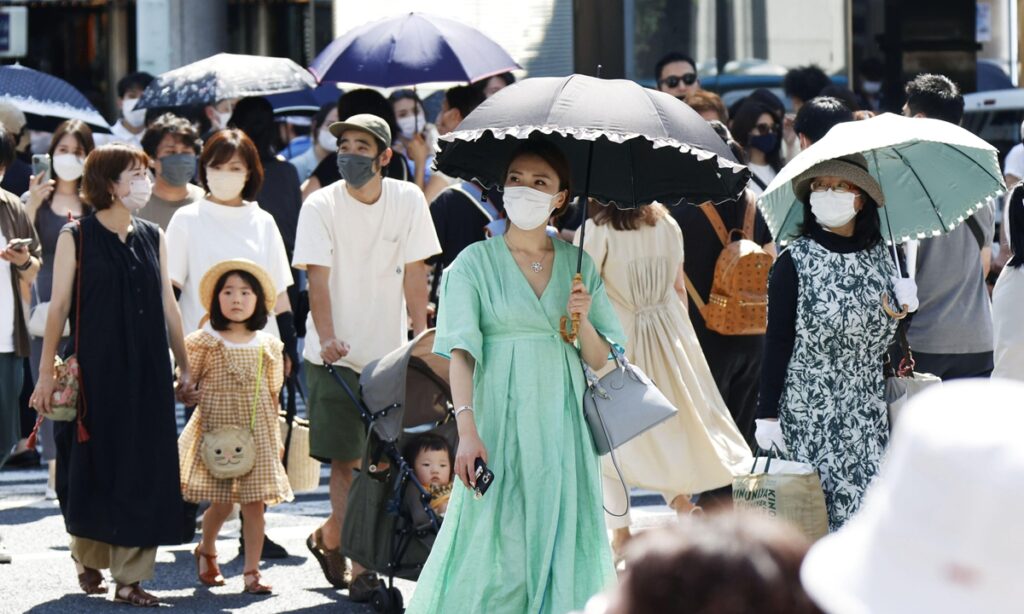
770, 190, 1004, 247
440, 124, 748, 175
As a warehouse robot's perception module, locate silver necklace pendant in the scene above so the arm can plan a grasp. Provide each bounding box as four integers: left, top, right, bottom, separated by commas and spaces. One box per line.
530, 261, 544, 273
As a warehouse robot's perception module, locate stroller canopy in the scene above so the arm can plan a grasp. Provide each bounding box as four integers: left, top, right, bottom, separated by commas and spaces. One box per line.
359, 329, 452, 442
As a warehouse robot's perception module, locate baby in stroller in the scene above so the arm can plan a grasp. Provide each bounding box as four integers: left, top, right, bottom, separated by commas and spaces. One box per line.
403, 433, 454, 517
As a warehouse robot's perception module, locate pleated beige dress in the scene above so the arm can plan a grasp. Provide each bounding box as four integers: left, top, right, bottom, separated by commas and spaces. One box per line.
578, 215, 752, 527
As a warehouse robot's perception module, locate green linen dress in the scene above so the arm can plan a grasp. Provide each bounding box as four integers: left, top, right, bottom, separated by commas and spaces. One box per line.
406, 237, 625, 614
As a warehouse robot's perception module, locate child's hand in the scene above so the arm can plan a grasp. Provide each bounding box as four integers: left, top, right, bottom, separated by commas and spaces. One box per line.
455, 432, 488, 489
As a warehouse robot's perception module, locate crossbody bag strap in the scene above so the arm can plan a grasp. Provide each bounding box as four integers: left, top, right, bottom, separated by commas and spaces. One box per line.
73, 221, 89, 443
248, 352, 265, 431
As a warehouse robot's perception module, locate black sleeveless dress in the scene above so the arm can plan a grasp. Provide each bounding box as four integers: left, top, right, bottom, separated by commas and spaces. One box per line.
54, 215, 184, 547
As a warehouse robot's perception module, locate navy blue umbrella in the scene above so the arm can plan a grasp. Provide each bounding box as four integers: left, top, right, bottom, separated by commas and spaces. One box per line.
136, 53, 318, 110
264, 83, 345, 115
0, 64, 111, 133
310, 12, 519, 87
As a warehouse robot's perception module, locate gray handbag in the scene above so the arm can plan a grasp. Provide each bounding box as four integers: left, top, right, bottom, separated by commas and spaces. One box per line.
582, 344, 678, 455
580, 344, 678, 516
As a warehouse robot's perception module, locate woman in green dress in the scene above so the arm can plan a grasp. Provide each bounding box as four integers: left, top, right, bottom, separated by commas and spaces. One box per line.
406, 140, 625, 614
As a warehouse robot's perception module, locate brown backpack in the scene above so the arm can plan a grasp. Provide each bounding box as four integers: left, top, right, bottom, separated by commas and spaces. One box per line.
684, 199, 774, 335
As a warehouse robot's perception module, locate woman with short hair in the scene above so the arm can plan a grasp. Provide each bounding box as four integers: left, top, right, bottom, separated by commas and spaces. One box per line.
164, 129, 296, 370
30, 143, 197, 606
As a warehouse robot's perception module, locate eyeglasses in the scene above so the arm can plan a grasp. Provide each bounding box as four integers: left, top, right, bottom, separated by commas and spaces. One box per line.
753, 122, 778, 135
659, 73, 697, 88
809, 180, 859, 194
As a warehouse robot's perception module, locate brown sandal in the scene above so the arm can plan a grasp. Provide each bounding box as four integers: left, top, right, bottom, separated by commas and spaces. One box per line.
306, 528, 350, 588
113, 583, 160, 607
193, 547, 225, 586
77, 566, 108, 595
242, 569, 272, 595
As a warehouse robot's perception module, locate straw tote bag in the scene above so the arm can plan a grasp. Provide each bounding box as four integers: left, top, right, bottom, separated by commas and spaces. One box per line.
278, 375, 321, 493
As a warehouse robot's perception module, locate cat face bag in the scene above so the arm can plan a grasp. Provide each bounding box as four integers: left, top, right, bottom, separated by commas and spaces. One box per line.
201, 354, 263, 480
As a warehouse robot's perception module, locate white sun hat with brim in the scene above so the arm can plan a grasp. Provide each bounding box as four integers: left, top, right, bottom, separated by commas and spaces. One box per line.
800, 379, 1024, 614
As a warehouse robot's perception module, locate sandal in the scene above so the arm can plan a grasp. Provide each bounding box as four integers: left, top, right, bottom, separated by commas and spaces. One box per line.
77, 566, 108, 595
113, 583, 160, 607
242, 569, 272, 595
348, 571, 383, 603
306, 528, 350, 588
193, 547, 225, 586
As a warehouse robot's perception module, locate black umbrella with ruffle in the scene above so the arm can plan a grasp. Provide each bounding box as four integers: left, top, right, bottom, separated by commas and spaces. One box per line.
434, 73, 750, 342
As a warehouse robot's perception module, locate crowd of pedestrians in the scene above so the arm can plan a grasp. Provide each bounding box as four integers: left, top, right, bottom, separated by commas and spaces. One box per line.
0, 42, 1019, 614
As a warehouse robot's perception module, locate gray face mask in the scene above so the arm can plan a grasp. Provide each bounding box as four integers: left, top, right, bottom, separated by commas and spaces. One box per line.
336, 153, 378, 188
159, 153, 196, 187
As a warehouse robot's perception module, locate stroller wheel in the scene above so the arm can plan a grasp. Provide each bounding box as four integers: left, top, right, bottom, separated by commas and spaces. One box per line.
370, 586, 393, 613
389, 586, 405, 612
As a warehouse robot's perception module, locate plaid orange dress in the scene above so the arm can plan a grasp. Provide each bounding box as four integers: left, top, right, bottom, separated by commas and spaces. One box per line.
178, 328, 294, 505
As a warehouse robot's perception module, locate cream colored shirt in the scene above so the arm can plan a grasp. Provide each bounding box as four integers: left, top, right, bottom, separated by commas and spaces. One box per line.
292, 178, 441, 372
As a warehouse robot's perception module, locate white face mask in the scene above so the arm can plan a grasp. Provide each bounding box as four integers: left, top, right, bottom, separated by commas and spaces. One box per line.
317, 127, 336, 152
862, 80, 882, 95
206, 168, 246, 201
810, 189, 858, 229
122, 97, 146, 128
120, 177, 153, 210
52, 153, 84, 181
212, 109, 233, 131
397, 113, 426, 140
503, 186, 559, 231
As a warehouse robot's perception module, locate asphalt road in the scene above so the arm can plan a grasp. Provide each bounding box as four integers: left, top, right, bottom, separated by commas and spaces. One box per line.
0, 464, 672, 613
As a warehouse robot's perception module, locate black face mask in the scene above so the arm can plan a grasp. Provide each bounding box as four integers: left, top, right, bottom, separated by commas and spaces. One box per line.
749, 133, 780, 155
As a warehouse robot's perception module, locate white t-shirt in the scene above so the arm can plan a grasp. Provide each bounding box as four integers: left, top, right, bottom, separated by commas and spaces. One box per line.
292, 178, 441, 372
165, 199, 293, 337
95, 120, 144, 150
0, 227, 15, 352
747, 163, 777, 196
1003, 143, 1024, 180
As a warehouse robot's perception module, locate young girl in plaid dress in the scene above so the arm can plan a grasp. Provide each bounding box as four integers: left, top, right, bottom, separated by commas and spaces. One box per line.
178, 259, 293, 594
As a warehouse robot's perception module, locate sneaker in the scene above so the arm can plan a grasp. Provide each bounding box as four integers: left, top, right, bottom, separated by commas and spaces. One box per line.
348, 572, 383, 603
238, 534, 289, 559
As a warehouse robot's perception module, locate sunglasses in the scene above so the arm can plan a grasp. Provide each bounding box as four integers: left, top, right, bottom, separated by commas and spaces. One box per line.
754, 122, 778, 135
659, 73, 698, 88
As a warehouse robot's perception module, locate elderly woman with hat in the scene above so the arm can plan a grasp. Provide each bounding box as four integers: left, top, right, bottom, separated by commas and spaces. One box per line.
754, 153, 917, 531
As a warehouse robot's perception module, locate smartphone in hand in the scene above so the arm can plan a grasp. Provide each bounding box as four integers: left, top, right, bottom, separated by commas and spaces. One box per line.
473, 458, 494, 499
31, 154, 50, 182
6, 238, 31, 251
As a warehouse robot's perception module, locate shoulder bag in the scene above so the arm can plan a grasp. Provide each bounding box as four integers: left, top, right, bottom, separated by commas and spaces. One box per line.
200, 352, 264, 480
579, 343, 678, 516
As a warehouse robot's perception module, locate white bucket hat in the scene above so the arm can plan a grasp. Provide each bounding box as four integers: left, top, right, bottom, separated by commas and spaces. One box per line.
801, 379, 1024, 614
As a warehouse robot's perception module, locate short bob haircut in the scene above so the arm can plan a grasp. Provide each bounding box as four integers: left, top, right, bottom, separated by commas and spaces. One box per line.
503, 138, 573, 220
198, 129, 264, 200
140, 112, 201, 158
80, 143, 151, 210
207, 268, 270, 332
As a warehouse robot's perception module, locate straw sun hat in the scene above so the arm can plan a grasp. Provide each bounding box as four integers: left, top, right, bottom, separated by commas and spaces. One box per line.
198, 259, 277, 316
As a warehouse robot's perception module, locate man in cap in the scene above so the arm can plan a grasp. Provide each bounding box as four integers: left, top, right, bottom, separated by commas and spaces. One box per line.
292, 113, 441, 601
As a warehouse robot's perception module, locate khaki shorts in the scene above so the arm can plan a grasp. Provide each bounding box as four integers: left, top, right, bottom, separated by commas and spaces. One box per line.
305, 361, 367, 463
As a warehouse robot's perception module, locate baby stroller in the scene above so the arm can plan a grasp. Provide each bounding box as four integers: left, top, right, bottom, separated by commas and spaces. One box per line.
326, 329, 456, 614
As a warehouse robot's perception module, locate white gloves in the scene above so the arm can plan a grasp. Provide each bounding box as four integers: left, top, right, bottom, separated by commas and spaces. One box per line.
891, 277, 919, 313
754, 419, 787, 454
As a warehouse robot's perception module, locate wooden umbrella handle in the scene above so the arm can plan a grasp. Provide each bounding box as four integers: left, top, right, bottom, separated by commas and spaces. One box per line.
881, 293, 908, 320
560, 273, 584, 343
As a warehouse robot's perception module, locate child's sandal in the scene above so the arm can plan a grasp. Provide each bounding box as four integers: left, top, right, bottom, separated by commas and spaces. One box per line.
242, 569, 272, 595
